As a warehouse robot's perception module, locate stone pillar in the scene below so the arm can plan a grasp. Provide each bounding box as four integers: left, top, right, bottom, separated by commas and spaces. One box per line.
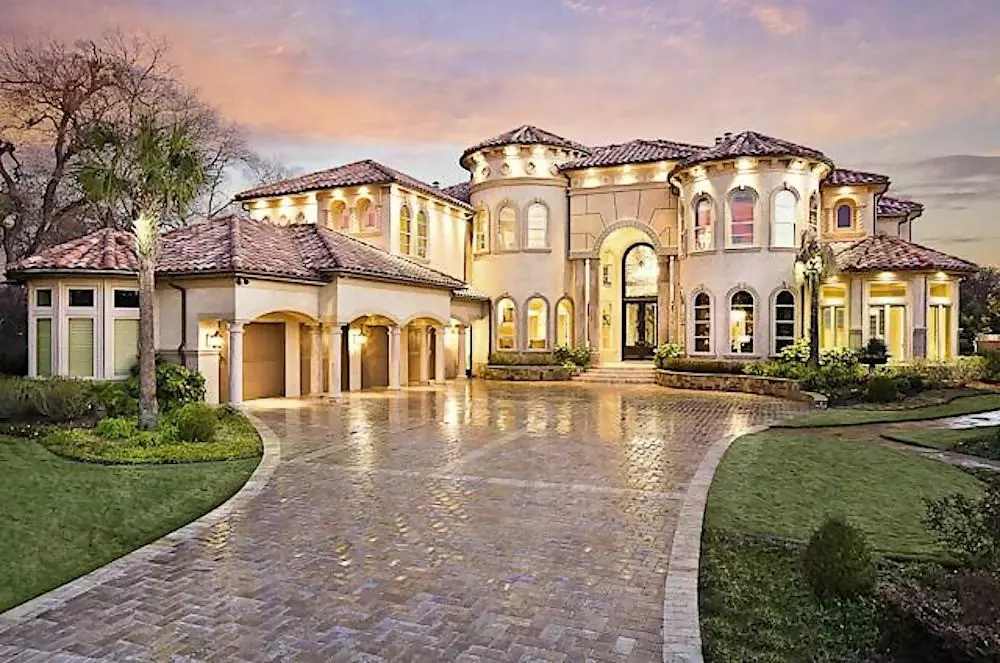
389, 326, 402, 390
911, 274, 927, 359
434, 327, 446, 384
573, 259, 587, 347
327, 324, 342, 399
227, 321, 245, 405
418, 326, 430, 383
849, 278, 864, 349
657, 254, 670, 345
308, 325, 323, 396
588, 258, 601, 355
457, 325, 468, 377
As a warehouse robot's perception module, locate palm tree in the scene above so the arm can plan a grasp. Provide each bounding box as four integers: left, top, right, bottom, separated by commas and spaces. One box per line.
79, 115, 205, 429
795, 228, 838, 368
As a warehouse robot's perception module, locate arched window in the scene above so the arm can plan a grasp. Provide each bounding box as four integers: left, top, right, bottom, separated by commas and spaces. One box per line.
772, 189, 797, 248
729, 290, 755, 354
526, 202, 548, 249
624, 244, 658, 298
331, 200, 348, 231
729, 189, 756, 246
694, 292, 712, 353
694, 197, 714, 251
497, 205, 517, 250
496, 298, 517, 350
399, 206, 412, 254
474, 207, 489, 253
773, 290, 796, 352
415, 210, 428, 258
556, 298, 574, 346
357, 198, 377, 229
836, 202, 854, 230
808, 192, 819, 233
526, 297, 548, 350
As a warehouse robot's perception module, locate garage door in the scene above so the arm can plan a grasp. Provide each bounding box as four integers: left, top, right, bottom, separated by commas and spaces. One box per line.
243, 322, 285, 400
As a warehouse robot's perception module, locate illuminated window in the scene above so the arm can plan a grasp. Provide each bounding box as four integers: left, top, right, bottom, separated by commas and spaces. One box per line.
415, 210, 428, 258
729, 290, 755, 354
526, 297, 548, 350
358, 198, 377, 229
331, 200, 348, 231
496, 298, 517, 350
773, 290, 796, 352
729, 189, 756, 246
694, 197, 714, 250
399, 205, 412, 254
497, 205, 517, 250
694, 292, 712, 353
556, 298, 573, 346
526, 202, 548, 249
772, 189, 797, 248
836, 203, 854, 230
821, 284, 848, 350
624, 244, 658, 298
474, 207, 489, 253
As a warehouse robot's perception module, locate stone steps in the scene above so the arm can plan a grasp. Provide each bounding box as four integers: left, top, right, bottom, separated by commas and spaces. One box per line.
572, 365, 658, 385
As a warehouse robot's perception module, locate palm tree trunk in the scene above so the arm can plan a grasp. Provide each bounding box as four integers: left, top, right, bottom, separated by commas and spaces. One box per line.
137, 253, 158, 430
809, 280, 820, 368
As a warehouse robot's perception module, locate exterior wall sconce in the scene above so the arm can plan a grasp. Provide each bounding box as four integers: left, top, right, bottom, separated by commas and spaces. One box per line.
207, 329, 224, 351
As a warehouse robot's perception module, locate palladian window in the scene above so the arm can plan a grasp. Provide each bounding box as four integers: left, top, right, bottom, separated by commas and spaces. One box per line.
693, 293, 712, 353
474, 207, 489, 253
497, 205, 517, 250
556, 298, 573, 346
729, 290, 755, 354
773, 290, 796, 352
694, 198, 714, 251
399, 206, 412, 254
496, 298, 517, 350
526, 202, 548, 249
415, 210, 428, 259
772, 189, 797, 248
526, 297, 548, 350
729, 189, 756, 246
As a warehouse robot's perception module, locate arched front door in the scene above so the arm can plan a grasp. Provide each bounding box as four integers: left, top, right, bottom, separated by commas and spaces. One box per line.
621, 243, 658, 360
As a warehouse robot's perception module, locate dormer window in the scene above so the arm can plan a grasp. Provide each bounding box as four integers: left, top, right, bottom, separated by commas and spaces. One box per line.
836, 203, 854, 230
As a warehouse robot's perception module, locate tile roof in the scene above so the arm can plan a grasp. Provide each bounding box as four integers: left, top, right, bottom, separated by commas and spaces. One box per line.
835, 234, 976, 273
876, 196, 924, 217
234, 159, 472, 210
460, 125, 591, 165
826, 168, 890, 186
453, 285, 490, 301
674, 131, 831, 170
9, 216, 467, 290
441, 181, 471, 204
560, 138, 709, 170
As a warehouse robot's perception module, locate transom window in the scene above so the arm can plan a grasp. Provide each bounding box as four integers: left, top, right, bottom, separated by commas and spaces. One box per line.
623, 244, 658, 299
729, 290, 755, 354
526, 203, 548, 249
113, 289, 139, 309
729, 190, 756, 246
68, 289, 95, 308
772, 189, 797, 248
497, 205, 517, 250
496, 298, 517, 350
415, 210, 428, 259
694, 293, 712, 353
836, 203, 854, 230
36, 289, 52, 307
526, 297, 548, 350
694, 198, 714, 251
773, 290, 796, 352
399, 206, 412, 254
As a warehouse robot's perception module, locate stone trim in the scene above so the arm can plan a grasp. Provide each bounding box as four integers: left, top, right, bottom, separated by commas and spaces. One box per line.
655, 369, 827, 407
0, 410, 281, 624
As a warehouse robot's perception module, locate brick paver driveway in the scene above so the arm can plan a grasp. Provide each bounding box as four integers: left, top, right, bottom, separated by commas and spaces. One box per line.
0, 382, 803, 662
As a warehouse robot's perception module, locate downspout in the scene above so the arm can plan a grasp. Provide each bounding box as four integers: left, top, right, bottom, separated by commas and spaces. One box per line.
169, 283, 188, 367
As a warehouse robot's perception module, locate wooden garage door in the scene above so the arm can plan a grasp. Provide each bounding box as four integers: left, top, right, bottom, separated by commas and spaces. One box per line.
244, 322, 285, 400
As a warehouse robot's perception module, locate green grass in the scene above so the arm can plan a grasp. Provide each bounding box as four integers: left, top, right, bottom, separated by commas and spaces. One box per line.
39, 412, 262, 464
0, 435, 258, 612
700, 531, 881, 663
883, 425, 1000, 460
706, 431, 984, 558
781, 394, 1000, 428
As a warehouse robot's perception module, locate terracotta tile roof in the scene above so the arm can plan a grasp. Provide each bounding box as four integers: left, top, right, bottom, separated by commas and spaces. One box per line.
234, 159, 472, 210
441, 181, 471, 204
826, 168, 890, 186
561, 138, 708, 170
453, 285, 490, 301
835, 234, 976, 273
9, 216, 467, 290
674, 131, 830, 170
460, 125, 591, 165
877, 196, 924, 217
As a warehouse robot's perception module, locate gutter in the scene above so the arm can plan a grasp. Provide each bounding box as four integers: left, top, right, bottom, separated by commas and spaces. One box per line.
168, 283, 188, 367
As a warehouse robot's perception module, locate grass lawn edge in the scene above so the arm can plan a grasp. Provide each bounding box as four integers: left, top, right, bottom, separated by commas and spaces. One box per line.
776, 393, 1000, 428
0, 411, 281, 622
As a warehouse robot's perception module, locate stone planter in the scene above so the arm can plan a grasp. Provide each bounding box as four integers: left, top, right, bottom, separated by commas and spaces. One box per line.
655, 369, 827, 408
481, 365, 576, 382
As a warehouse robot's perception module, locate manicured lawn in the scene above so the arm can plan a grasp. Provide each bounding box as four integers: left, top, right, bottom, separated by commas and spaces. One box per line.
0, 436, 258, 612
706, 430, 984, 557
780, 393, 1000, 428
883, 425, 1000, 460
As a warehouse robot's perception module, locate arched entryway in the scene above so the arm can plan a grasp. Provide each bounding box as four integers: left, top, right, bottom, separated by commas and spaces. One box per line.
621, 243, 659, 360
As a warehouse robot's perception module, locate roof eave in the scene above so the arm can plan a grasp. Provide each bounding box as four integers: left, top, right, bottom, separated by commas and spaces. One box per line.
328, 268, 462, 291
6, 268, 138, 281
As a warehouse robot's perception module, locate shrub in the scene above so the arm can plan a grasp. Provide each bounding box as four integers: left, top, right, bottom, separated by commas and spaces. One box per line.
94, 416, 137, 440
866, 375, 901, 403
487, 352, 558, 366
126, 359, 205, 411
89, 380, 138, 418
777, 338, 811, 364
744, 360, 805, 379
0, 378, 35, 420
554, 344, 595, 368
653, 343, 684, 368
858, 338, 890, 373
661, 358, 749, 375
980, 350, 1000, 382
31, 378, 95, 422
801, 516, 876, 602
171, 403, 218, 444
923, 479, 1000, 568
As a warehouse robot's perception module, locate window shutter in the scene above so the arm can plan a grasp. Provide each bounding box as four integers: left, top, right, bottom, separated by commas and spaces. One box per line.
113, 319, 140, 376
68, 318, 95, 377
36, 319, 52, 377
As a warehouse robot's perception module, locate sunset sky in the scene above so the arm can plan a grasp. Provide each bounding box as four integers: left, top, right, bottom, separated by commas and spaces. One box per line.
4, 0, 999, 265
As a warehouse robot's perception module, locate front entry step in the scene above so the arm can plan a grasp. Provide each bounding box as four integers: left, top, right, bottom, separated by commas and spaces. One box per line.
572, 364, 658, 385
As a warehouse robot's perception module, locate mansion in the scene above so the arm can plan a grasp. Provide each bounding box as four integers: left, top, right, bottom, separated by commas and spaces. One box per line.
10, 125, 977, 404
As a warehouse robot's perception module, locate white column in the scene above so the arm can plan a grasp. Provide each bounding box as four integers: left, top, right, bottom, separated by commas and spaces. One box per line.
389, 326, 401, 390
327, 324, 342, 399
418, 327, 430, 383
434, 326, 446, 385
457, 325, 468, 378
227, 321, 245, 405
308, 325, 323, 396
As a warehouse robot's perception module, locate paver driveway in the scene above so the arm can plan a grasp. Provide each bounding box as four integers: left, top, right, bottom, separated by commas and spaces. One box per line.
0, 382, 804, 662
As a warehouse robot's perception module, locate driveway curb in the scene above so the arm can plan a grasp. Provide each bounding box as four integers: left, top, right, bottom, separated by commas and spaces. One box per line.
661, 424, 772, 663
0, 411, 281, 625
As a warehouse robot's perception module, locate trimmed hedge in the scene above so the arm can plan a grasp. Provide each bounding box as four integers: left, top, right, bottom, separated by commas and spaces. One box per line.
661, 358, 750, 375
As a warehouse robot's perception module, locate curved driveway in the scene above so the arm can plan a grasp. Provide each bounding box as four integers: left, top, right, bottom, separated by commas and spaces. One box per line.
0, 382, 803, 662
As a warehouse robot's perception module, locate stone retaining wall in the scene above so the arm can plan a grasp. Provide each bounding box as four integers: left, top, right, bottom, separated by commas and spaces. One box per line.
656, 370, 826, 407
481, 365, 576, 381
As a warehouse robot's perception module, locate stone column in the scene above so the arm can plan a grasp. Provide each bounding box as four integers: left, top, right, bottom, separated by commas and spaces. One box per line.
418, 326, 430, 383
573, 259, 586, 347
849, 278, 864, 349
457, 325, 468, 377
308, 325, 323, 396
657, 254, 670, 345
389, 326, 402, 390
434, 326, 446, 384
911, 275, 928, 359
327, 324, 342, 399
588, 258, 601, 354
227, 321, 245, 405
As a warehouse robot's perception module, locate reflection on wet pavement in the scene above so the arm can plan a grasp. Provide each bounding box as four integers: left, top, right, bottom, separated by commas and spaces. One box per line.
0, 381, 804, 662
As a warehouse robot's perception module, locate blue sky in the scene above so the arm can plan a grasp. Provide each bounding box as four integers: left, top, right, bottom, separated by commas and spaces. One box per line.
4, 0, 999, 264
